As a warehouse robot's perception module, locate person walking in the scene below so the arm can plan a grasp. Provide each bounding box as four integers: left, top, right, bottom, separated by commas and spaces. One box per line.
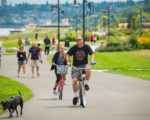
24, 37, 30, 51
18, 37, 23, 47
66, 36, 95, 105
17, 46, 27, 77
27, 42, 42, 78
51, 45, 67, 95
0, 41, 2, 68
94, 35, 97, 45
35, 33, 38, 40
90, 34, 94, 45
44, 34, 51, 55
38, 43, 43, 63
52, 38, 56, 54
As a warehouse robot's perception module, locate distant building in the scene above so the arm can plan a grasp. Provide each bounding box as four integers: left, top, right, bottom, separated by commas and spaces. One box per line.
27, 22, 37, 28
61, 19, 70, 25
1, 0, 7, 7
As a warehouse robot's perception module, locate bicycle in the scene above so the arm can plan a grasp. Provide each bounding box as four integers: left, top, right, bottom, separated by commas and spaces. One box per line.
72, 66, 87, 108
72, 62, 96, 108
56, 64, 68, 100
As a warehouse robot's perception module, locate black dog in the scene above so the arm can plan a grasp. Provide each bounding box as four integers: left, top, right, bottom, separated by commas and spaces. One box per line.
1, 91, 23, 118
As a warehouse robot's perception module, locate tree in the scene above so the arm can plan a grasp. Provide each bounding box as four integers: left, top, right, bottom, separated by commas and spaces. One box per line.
144, 0, 150, 6
127, 0, 135, 6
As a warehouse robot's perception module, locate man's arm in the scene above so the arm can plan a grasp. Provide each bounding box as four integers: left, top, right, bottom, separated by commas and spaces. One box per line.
90, 54, 95, 63
39, 51, 42, 62
66, 54, 71, 66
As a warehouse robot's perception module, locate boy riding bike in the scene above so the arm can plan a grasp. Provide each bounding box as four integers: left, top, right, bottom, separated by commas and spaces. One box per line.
66, 36, 95, 105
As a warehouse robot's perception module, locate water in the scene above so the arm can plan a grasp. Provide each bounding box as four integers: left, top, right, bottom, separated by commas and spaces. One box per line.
0, 28, 26, 36
0, 28, 14, 36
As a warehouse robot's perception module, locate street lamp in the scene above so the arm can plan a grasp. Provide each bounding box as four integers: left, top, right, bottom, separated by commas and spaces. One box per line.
73, 0, 86, 43
103, 6, 110, 41
51, 0, 60, 51
136, 8, 143, 37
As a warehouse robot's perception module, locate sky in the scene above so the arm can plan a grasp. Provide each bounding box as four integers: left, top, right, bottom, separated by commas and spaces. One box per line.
7, 0, 139, 5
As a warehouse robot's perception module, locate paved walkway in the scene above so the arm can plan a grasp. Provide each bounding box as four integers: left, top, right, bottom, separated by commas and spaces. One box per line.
0, 55, 150, 120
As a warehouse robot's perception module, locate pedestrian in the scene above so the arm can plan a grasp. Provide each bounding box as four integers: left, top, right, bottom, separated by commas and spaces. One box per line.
90, 34, 94, 45
44, 34, 51, 55
27, 42, 42, 78
94, 35, 97, 45
0, 41, 2, 68
52, 38, 56, 54
17, 46, 27, 77
38, 43, 43, 63
18, 37, 23, 47
24, 37, 30, 51
51, 45, 67, 95
35, 33, 38, 40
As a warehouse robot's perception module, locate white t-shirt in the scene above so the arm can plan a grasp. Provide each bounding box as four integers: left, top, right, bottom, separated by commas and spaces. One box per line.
94, 36, 97, 41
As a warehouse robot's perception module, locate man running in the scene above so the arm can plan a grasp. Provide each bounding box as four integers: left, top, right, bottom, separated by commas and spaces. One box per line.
66, 36, 95, 105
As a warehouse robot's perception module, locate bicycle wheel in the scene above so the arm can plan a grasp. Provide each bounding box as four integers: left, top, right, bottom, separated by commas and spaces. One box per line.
59, 77, 64, 100
79, 81, 86, 108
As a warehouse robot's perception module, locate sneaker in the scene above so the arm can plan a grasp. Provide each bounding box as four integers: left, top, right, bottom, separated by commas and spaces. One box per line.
64, 80, 67, 85
53, 89, 57, 96
85, 84, 89, 91
73, 97, 79, 105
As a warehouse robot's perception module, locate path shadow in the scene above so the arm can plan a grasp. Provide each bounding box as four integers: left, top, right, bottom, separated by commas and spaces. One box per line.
0, 115, 20, 120
48, 105, 82, 109
38, 98, 58, 101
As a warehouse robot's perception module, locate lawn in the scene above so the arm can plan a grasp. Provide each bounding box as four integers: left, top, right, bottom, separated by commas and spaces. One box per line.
92, 50, 150, 80
47, 50, 150, 80
0, 75, 33, 114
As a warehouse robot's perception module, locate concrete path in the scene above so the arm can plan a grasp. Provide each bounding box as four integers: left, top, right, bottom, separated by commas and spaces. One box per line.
0, 55, 150, 120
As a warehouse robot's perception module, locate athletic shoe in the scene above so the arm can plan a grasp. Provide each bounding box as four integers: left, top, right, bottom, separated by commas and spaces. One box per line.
53, 89, 57, 96
73, 97, 79, 105
85, 84, 89, 91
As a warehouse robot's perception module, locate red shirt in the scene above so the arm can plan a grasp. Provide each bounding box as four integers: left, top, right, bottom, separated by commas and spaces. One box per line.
90, 35, 94, 41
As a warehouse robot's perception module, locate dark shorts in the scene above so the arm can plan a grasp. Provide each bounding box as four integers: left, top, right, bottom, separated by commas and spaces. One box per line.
71, 64, 90, 79
18, 61, 25, 66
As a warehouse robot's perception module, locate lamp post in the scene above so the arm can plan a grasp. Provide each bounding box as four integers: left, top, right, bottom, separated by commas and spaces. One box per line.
51, 0, 60, 51
75, 15, 78, 36
136, 8, 143, 37
103, 6, 110, 41
73, 0, 86, 43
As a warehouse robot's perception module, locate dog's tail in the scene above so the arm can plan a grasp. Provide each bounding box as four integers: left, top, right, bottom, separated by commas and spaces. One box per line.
18, 91, 24, 96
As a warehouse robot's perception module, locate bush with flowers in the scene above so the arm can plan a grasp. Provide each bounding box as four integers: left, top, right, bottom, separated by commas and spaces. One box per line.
137, 37, 150, 49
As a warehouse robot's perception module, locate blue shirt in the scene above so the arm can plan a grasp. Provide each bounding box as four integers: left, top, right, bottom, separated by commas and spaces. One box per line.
29, 47, 40, 60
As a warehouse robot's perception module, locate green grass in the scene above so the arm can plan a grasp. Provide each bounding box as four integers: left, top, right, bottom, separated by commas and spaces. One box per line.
47, 50, 150, 80
0, 75, 33, 114
92, 50, 150, 80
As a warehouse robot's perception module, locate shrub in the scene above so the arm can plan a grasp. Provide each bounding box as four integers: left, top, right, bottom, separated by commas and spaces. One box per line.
137, 37, 150, 49
60, 35, 76, 41
128, 35, 143, 49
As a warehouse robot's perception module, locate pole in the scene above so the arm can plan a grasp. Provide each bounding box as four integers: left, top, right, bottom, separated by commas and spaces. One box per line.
76, 15, 78, 36
108, 6, 110, 41
57, 0, 60, 51
95, 16, 96, 32
140, 9, 142, 37
83, 0, 85, 44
